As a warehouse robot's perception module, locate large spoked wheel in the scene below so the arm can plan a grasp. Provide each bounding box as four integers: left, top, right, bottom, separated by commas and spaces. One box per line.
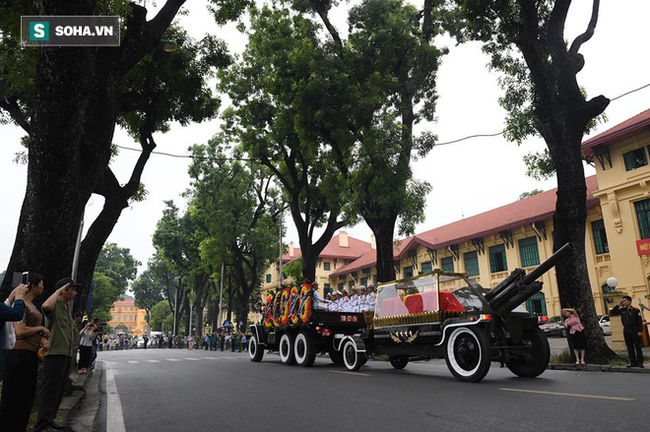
279, 333, 296, 365
506, 327, 550, 378
343, 339, 367, 372
330, 349, 344, 365
294, 331, 316, 367
249, 334, 264, 362
445, 326, 491, 383
389, 355, 409, 370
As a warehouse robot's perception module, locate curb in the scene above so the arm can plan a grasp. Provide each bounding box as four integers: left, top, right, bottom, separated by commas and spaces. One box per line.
549, 363, 650, 373
53, 367, 94, 430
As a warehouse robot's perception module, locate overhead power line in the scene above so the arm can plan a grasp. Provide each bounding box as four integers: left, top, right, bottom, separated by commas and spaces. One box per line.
114, 80, 650, 160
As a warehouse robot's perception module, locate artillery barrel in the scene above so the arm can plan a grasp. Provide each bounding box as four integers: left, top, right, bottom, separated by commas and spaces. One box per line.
493, 281, 543, 315
484, 269, 525, 302
522, 242, 574, 285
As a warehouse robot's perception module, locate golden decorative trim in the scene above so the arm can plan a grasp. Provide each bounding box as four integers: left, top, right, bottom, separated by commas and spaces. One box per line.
389, 330, 419, 344
373, 311, 464, 328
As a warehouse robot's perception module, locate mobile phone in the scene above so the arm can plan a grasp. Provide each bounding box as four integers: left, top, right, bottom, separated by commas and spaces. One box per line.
22, 271, 29, 284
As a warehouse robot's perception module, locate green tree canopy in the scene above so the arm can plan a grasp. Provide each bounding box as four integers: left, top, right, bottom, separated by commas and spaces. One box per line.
95, 243, 141, 296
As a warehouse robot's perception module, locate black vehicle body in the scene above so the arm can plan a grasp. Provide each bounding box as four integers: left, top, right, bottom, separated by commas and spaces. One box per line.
248, 309, 367, 367
250, 243, 574, 382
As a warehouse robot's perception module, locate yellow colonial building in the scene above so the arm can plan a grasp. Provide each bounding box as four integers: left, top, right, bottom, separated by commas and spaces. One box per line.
109, 297, 148, 336
261, 232, 374, 297
583, 108, 650, 308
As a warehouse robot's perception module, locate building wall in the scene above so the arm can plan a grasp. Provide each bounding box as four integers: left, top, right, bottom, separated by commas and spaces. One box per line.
109, 301, 148, 336
591, 127, 650, 308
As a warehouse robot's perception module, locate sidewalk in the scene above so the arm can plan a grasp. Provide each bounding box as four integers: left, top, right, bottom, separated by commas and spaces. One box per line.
28, 365, 97, 431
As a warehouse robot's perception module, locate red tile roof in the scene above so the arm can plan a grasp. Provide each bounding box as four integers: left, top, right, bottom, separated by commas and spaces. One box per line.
582, 108, 650, 155
330, 175, 600, 277
280, 234, 372, 265
112, 298, 135, 307
319, 233, 373, 259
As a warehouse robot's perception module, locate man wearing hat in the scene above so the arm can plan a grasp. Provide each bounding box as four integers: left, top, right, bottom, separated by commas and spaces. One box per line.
340, 288, 350, 312
35, 278, 79, 432
367, 284, 377, 310
359, 286, 368, 311
349, 286, 360, 312
330, 291, 341, 311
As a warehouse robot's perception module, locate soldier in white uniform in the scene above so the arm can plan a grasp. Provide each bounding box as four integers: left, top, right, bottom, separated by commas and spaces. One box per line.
339, 288, 350, 312
359, 286, 368, 311
366, 284, 376, 310
325, 293, 333, 311
349, 286, 360, 312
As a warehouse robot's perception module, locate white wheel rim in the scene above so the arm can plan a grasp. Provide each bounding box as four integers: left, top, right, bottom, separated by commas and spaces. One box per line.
343, 341, 357, 369
294, 333, 307, 363
280, 334, 291, 362
249, 336, 257, 360
447, 327, 482, 377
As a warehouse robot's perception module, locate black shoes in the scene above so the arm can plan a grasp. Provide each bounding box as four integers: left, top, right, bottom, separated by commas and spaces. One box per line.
639, 363, 645, 369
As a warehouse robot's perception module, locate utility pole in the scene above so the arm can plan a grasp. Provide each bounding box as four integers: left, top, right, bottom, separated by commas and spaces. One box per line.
278, 210, 283, 287
218, 262, 224, 331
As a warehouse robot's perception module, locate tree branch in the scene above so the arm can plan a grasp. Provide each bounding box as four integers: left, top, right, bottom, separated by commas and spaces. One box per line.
0, 97, 32, 135
569, 0, 600, 56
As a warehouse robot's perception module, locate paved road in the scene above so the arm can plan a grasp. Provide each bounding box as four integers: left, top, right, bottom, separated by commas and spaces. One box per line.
96, 347, 649, 432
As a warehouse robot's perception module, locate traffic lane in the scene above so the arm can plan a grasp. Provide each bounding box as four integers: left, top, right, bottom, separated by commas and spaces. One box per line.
106, 351, 648, 432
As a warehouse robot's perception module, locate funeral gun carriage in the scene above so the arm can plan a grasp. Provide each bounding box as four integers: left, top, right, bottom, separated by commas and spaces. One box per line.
248, 243, 573, 383
339, 242, 574, 382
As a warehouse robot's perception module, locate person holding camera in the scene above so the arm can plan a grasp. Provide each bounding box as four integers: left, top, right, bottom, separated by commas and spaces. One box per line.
34, 277, 79, 432
0, 283, 28, 363
77, 322, 96, 374
611, 295, 644, 368
0, 273, 50, 432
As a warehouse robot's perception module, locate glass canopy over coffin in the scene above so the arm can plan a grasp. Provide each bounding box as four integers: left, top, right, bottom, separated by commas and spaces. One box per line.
374, 272, 487, 321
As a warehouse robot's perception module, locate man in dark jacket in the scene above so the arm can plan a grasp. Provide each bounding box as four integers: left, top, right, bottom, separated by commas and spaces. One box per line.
611, 295, 645, 368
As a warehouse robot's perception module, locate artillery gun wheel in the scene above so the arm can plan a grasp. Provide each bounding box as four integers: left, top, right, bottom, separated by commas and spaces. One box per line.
389, 355, 409, 370
279, 333, 296, 365
343, 339, 367, 372
249, 334, 264, 362
330, 349, 344, 365
445, 326, 491, 383
294, 331, 316, 367
506, 327, 549, 378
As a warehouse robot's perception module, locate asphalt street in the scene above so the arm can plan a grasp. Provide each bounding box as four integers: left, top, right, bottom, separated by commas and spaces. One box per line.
94, 346, 649, 432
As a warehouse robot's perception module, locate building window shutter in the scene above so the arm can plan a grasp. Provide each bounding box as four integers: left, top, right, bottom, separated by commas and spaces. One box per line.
518, 237, 540, 267
489, 244, 507, 273
463, 251, 479, 276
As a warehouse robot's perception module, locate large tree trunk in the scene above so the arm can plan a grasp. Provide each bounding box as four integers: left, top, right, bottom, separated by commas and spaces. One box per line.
513, 0, 614, 363
0, 0, 186, 305
365, 219, 397, 283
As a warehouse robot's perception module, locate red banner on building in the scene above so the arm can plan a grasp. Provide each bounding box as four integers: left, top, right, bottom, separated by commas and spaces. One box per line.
636, 239, 650, 255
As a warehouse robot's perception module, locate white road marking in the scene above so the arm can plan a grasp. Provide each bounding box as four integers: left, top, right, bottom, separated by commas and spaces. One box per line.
186, 357, 200, 360
329, 370, 371, 377
127, 360, 139, 364
167, 358, 182, 362
499, 388, 636, 401
202, 357, 220, 360
147, 359, 160, 363
105, 362, 127, 432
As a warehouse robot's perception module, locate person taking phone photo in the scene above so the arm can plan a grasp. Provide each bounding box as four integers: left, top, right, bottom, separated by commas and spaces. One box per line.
0, 273, 50, 432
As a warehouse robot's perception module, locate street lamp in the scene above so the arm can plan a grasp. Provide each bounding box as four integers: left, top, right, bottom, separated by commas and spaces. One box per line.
607, 277, 619, 289
160, 39, 178, 53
